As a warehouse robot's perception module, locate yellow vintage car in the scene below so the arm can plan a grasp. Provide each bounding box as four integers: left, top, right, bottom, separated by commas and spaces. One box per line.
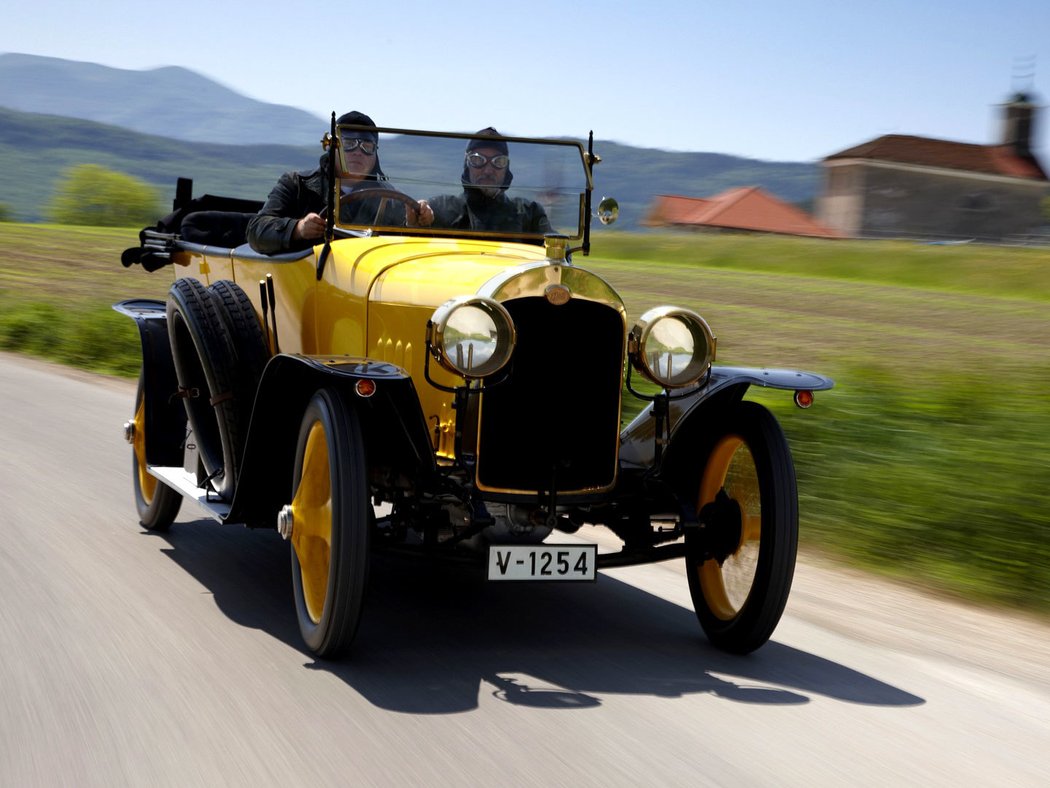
117, 120, 833, 658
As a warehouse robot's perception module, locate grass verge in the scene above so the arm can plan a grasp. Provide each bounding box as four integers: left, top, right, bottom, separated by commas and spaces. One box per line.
2, 224, 1049, 614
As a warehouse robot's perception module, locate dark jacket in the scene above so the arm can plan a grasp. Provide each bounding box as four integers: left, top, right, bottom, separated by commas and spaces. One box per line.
428, 188, 553, 236
247, 158, 403, 254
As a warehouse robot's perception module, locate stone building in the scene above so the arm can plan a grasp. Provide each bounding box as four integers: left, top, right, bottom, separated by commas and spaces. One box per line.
817, 93, 1048, 240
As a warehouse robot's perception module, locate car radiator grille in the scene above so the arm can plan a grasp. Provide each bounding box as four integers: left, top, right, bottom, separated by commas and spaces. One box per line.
475, 295, 624, 496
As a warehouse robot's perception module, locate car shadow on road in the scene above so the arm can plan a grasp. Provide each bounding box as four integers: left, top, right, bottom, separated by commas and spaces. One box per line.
154, 517, 926, 715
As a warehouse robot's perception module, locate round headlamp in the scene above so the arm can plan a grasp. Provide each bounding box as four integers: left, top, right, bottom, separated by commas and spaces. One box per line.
630, 306, 715, 389
428, 296, 516, 379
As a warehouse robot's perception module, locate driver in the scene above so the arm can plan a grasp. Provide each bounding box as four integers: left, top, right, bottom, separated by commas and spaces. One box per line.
420, 127, 552, 236
247, 111, 432, 254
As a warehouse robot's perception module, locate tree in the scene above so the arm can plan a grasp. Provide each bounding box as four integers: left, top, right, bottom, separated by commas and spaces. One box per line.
47, 164, 162, 227
0, 203, 12, 222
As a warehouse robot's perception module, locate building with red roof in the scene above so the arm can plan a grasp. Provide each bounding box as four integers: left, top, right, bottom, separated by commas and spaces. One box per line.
644, 187, 840, 238
817, 93, 1049, 240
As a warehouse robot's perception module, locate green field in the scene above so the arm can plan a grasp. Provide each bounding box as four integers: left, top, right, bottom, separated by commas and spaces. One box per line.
2, 223, 1049, 614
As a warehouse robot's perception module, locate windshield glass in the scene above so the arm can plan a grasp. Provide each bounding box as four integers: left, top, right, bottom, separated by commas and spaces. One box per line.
332, 126, 590, 242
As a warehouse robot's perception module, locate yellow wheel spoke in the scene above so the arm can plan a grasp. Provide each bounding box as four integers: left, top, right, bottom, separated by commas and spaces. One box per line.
291, 422, 333, 624
695, 434, 761, 619
741, 512, 762, 545
133, 397, 157, 501
698, 436, 742, 509
698, 559, 736, 620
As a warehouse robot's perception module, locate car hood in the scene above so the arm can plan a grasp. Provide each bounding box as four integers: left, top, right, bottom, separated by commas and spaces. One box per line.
325, 236, 623, 310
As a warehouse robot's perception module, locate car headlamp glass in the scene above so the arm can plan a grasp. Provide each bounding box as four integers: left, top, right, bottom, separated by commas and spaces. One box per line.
630, 307, 715, 388
429, 297, 516, 379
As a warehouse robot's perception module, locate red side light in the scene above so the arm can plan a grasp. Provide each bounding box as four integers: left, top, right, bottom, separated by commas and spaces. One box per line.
794, 390, 814, 409
355, 379, 377, 398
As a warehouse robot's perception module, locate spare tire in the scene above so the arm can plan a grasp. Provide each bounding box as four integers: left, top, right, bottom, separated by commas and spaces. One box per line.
208, 279, 270, 409
166, 277, 242, 500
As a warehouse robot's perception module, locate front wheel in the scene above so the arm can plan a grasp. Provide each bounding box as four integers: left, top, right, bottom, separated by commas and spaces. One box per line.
684, 401, 798, 654
288, 388, 370, 658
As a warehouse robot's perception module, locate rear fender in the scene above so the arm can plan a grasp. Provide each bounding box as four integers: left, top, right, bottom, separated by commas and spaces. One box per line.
619, 365, 834, 472
112, 299, 185, 466
225, 354, 435, 528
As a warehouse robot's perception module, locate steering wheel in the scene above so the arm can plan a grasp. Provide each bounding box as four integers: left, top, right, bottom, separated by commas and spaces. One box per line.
339, 187, 424, 226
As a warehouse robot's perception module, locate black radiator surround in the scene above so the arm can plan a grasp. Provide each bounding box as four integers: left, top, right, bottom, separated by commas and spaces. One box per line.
475, 296, 624, 494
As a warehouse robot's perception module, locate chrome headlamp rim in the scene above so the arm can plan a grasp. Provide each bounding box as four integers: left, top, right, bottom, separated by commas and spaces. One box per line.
629, 306, 716, 389
428, 296, 516, 379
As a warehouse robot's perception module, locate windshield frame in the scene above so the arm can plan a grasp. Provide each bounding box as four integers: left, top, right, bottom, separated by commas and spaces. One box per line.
330, 125, 595, 244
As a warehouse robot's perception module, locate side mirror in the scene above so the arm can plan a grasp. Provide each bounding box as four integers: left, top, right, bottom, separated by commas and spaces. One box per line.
596, 196, 619, 226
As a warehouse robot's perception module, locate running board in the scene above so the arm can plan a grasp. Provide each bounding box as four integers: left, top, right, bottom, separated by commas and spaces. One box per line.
149, 465, 232, 522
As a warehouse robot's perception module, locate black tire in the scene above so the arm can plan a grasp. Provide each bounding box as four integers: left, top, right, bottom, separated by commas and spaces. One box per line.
207, 279, 270, 437
683, 401, 798, 654
288, 388, 370, 658
166, 277, 242, 499
207, 280, 270, 385
131, 372, 182, 531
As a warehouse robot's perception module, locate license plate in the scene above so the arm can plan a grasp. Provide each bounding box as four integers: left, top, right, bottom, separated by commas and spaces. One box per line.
487, 545, 597, 581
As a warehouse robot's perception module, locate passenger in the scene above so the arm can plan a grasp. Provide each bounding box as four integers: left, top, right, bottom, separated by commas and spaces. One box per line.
247, 111, 431, 254
422, 127, 553, 235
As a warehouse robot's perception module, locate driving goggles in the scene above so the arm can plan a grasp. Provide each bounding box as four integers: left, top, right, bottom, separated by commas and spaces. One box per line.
342, 138, 378, 155
465, 151, 509, 169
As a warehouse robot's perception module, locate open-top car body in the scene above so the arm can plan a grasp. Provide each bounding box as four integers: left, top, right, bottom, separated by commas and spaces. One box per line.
117, 119, 833, 658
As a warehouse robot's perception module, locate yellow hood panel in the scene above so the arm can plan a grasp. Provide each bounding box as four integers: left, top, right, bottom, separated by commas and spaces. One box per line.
325, 237, 547, 307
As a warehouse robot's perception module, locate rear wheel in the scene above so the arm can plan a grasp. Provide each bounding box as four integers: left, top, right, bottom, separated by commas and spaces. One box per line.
683, 401, 798, 654
131, 373, 181, 531
288, 388, 370, 658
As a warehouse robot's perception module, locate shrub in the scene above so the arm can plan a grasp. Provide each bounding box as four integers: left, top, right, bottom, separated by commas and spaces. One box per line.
46, 164, 162, 227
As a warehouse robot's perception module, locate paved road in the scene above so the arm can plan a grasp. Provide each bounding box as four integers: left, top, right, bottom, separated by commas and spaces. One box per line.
1, 352, 1048, 787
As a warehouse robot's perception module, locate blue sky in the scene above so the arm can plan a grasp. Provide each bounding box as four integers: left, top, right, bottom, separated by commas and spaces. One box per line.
3, 0, 1049, 162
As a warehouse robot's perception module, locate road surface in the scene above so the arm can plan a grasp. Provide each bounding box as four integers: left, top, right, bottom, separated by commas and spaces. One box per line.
1, 352, 1048, 786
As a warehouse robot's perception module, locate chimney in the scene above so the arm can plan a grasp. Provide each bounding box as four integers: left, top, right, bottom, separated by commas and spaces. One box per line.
1001, 92, 1037, 158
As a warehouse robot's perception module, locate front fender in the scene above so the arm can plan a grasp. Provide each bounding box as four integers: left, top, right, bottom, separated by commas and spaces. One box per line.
112, 298, 185, 466
225, 354, 435, 527
618, 365, 834, 470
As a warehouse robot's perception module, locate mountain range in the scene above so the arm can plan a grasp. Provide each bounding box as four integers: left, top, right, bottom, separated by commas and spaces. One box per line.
0, 53, 820, 229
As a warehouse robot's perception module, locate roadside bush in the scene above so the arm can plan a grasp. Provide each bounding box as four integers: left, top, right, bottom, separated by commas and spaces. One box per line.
0, 299, 142, 376
46, 164, 162, 227
765, 366, 1050, 611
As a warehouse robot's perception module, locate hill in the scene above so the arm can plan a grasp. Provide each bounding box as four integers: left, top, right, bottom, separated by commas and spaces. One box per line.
0, 54, 820, 228
0, 53, 324, 145
0, 107, 819, 230
0, 107, 319, 221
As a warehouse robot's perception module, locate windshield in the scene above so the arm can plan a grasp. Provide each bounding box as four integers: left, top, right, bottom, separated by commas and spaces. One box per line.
332, 126, 591, 242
